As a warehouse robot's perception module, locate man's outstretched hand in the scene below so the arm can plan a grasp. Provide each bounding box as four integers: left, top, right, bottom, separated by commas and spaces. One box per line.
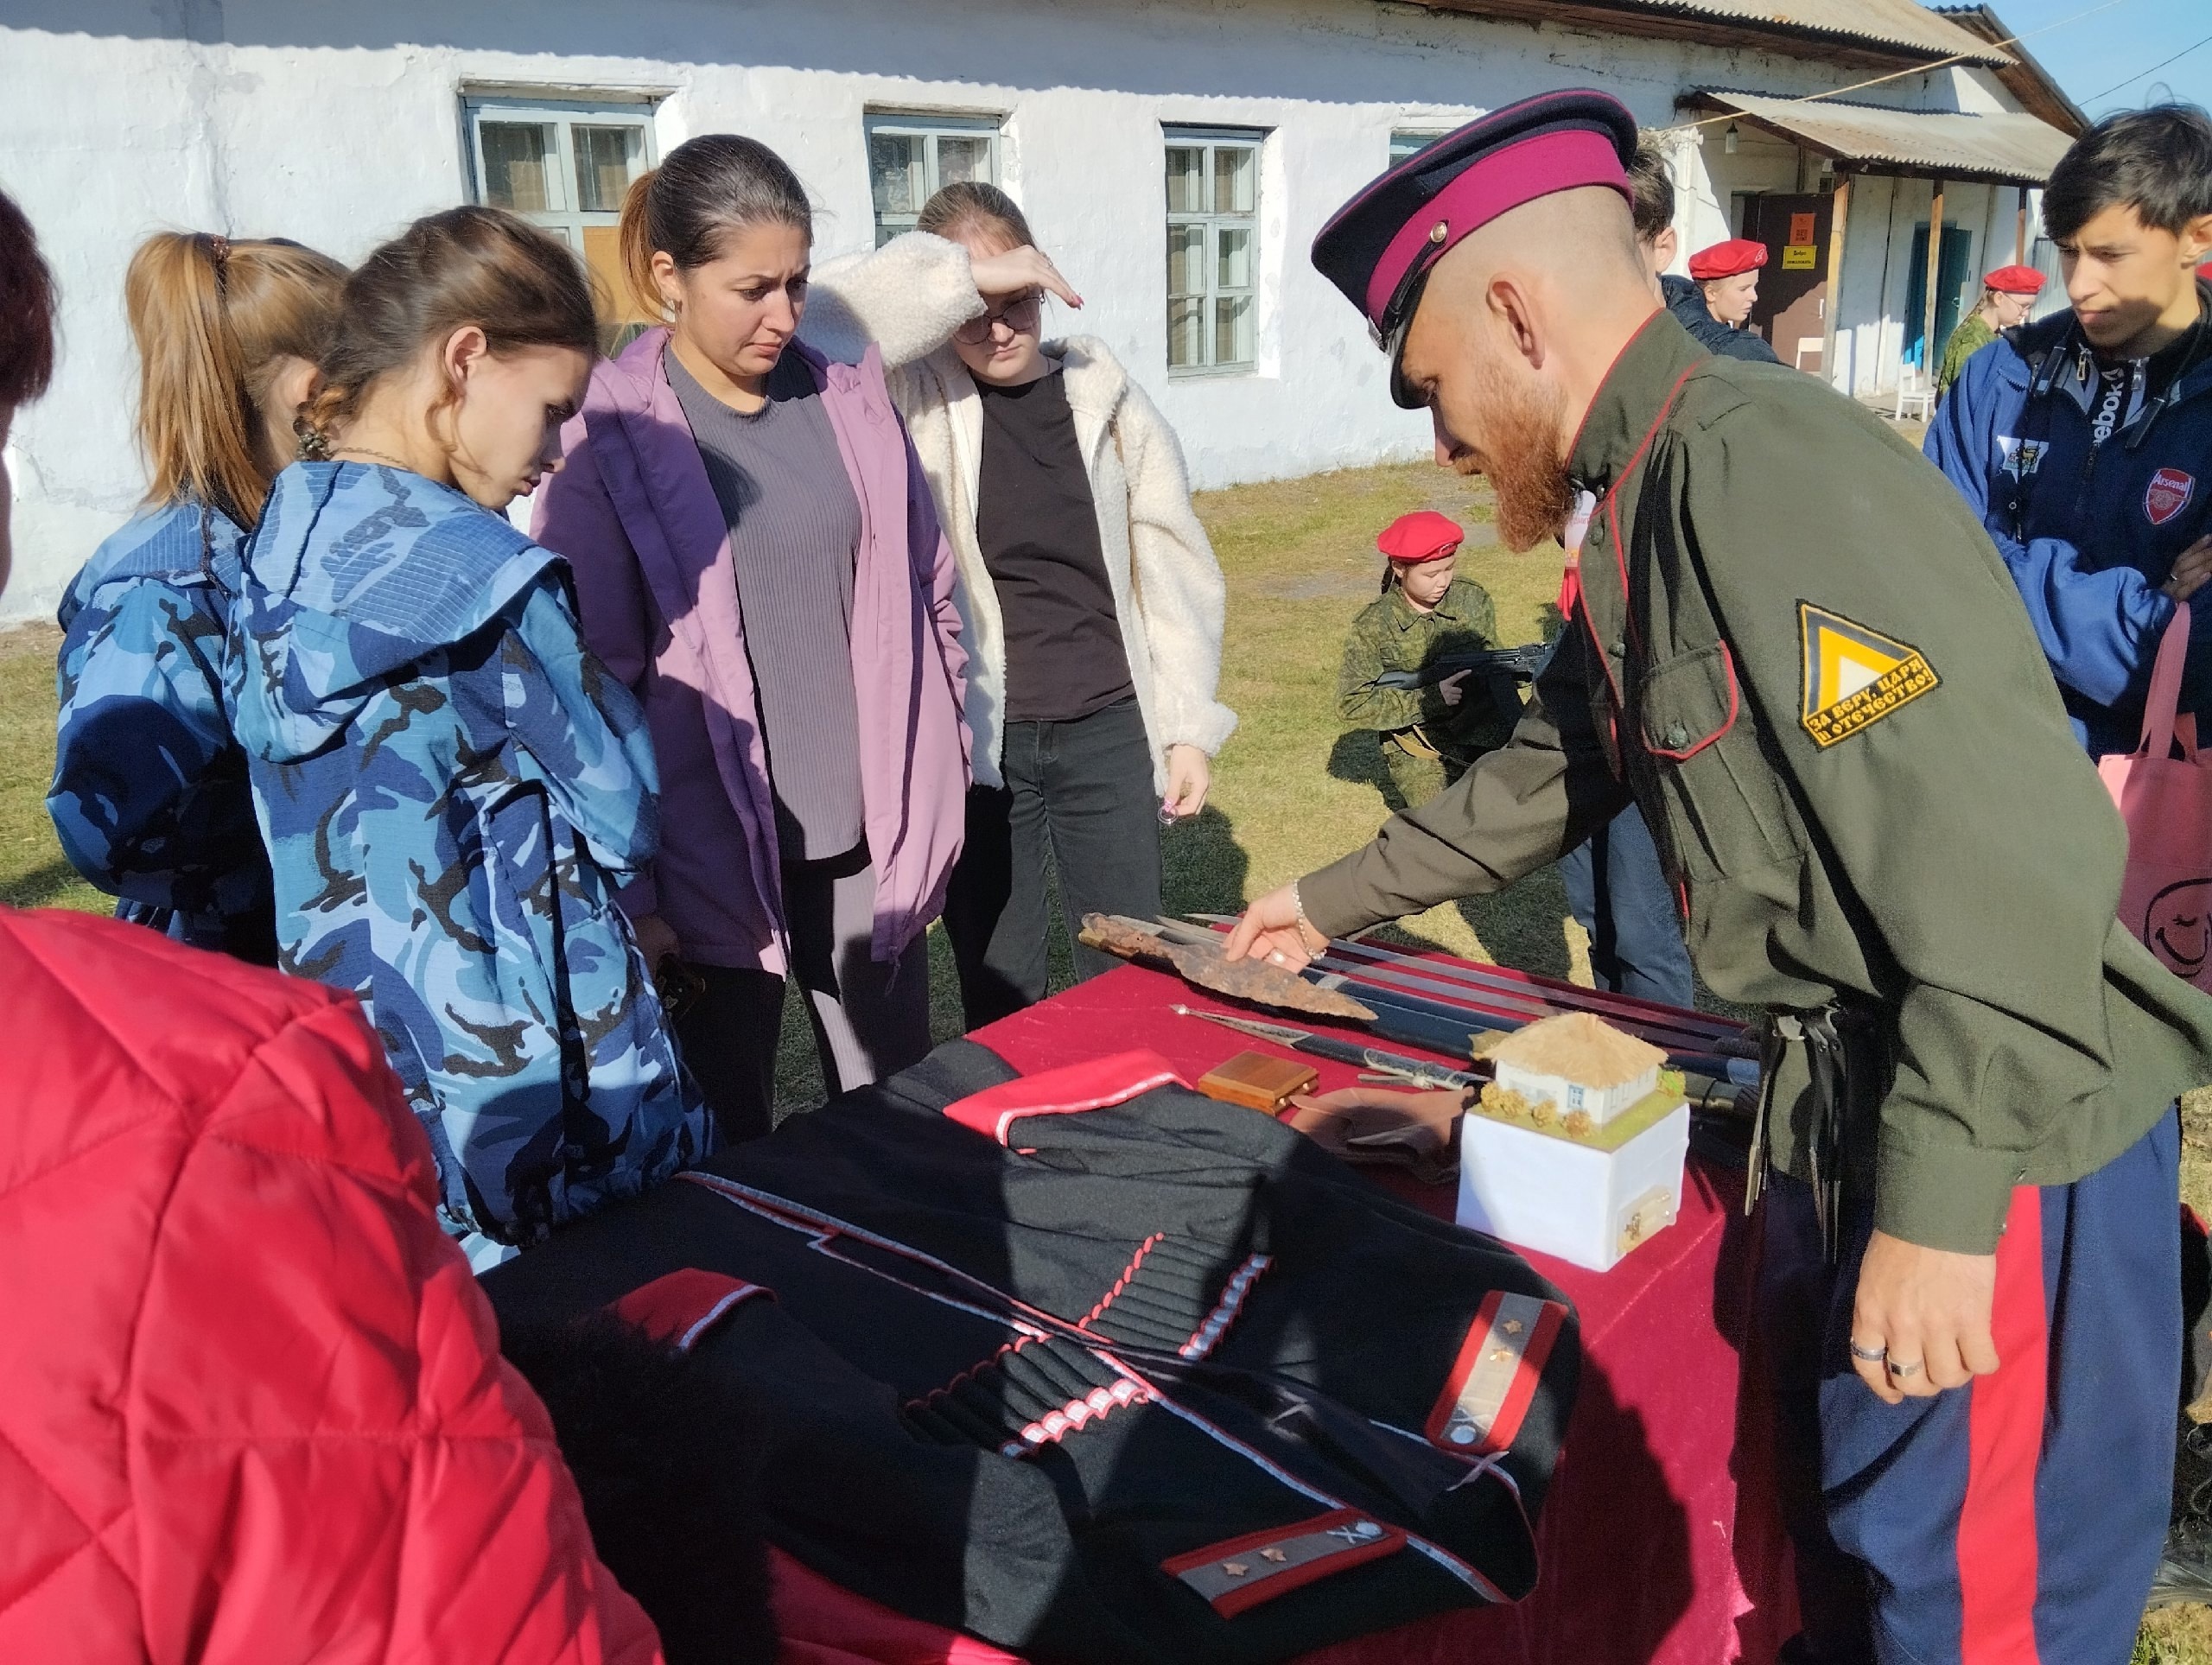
1224, 882, 1329, 969
1848, 1230, 2000, 1404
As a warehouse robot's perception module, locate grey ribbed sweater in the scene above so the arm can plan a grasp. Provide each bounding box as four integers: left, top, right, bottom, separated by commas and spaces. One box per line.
669, 346, 866, 862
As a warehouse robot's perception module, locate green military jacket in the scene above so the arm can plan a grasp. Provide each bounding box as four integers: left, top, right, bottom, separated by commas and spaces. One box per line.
1300, 313, 2212, 1254
1337, 575, 1519, 763
1935, 311, 1996, 396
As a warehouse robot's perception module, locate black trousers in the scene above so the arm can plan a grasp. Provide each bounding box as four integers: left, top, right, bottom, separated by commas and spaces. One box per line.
674, 846, 931, 1145
944, 697, 1163, 1029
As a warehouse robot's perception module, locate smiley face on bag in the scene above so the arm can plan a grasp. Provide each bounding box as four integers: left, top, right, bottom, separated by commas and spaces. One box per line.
2146, 877, 2212, 977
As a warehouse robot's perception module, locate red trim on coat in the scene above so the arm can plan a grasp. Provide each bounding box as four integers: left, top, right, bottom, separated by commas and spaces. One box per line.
1160, 1508, 1408, 1618
1007, 1376, 1149, 1457
1422, 1291, 1567, 1455
609, 1268, 773, 1352
1643, 641, 1741, 761
944, 1052, 1190, 1146
1599, 359, 1707, 659
1958, 1185, 2048, 1665
1176, 1253, 1272, 1359
1077, 1233, 1166, 1330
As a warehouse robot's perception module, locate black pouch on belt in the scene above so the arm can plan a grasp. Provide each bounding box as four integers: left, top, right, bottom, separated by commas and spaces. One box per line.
1745, 1005, 1885, 1262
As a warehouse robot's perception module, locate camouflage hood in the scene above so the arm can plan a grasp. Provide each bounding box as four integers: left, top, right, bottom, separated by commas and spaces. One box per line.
58, 498, 248, 635
236, 461, 561, 763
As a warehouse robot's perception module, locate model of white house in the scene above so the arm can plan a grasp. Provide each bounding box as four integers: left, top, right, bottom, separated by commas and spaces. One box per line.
1486, 1013, 1666, 1128
1459, 1014, 1688, 1272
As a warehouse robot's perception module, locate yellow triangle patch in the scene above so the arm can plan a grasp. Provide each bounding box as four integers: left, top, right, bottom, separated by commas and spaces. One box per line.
1798, 603, 1940, 748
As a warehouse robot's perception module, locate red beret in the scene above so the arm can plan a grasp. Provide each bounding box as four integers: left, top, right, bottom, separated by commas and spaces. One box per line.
1688, 238, 1768, 281
1984, 265, 2045, 295
1377, 511, 1465, 564
2199, 260, 2212, 282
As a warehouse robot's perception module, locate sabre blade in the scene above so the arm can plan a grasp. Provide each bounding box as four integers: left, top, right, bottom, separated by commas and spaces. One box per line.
1167, 1004, 1311, 1048
1182, 912, 1746, 1052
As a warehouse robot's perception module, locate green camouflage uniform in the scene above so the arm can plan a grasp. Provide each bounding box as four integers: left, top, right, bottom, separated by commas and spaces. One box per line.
1338, 575, 1520, 810
1935, 310, 1996, 397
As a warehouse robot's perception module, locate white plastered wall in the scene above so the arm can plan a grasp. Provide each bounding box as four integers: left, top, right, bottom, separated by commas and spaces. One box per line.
0, 0, 2052, 620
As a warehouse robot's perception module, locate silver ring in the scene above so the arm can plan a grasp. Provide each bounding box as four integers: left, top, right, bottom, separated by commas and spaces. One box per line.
1886, 1357, 1923, 1378
1847, 1339, 1887, 1363
1270, 951, 1287, 965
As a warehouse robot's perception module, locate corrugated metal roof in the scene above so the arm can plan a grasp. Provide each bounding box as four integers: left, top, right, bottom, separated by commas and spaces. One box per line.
1589, 0, 2010, 62
1694, 91, 2072, 182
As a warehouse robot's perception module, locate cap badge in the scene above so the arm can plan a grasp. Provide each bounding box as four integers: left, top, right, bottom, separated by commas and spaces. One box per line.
1428, 221, 1449, 244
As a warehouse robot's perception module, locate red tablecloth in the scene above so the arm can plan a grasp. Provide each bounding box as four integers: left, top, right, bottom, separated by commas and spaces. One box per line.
974, 964, 1797, 1665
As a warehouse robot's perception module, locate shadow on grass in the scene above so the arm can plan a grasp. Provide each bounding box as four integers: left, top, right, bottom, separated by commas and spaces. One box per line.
3, 855, 100, 912
1324, 728, 1578, 981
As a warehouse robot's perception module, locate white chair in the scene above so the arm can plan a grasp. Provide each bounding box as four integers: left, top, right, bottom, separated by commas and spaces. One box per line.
1894, 365, 1936, 423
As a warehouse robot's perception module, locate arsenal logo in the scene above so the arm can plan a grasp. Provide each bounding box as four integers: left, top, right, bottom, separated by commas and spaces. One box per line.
2147, 467, 2196, 526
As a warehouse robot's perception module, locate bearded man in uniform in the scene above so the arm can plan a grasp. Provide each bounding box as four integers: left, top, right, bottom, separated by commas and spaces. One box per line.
1230, 90, 2212, 1664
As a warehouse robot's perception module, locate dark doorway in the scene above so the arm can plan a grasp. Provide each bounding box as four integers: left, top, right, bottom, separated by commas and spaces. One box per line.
1745, 192, 1834, 370
1904, 223, 1975, 366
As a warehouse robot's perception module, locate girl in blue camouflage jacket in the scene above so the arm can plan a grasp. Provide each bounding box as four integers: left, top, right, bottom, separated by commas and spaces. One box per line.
230, 207, 706, 1265
48, 233, 346, 961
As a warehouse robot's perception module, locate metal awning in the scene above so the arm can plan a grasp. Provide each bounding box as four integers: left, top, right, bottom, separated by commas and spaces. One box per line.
1682, 92, 2073, 185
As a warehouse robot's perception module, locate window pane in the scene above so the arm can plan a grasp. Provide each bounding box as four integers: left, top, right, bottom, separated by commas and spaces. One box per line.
573, 124, 645, 213
936, 135, 994, 187
1213, 145, 1255, 215
870, 133, 922, 219
1215, 295, 1254, 365
1166, 224, 1205, 298
1216, 226, 1251, 292
1165, 146, 1204, 214
481, 121, 557, 213
1167, 297, 1205, 369
1389, 131, 1440, 168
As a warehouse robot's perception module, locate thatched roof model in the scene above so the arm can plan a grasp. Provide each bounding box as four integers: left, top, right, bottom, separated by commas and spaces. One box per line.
1489, 1012, 1665, 1089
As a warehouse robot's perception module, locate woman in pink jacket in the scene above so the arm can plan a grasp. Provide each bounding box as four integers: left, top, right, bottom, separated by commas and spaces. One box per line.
537, 135, 968, 1143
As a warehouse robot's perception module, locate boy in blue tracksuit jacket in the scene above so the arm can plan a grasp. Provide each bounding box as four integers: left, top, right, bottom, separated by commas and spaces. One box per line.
1926, 105, 2212, 758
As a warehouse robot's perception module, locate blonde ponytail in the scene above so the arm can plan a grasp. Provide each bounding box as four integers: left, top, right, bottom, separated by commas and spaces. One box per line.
124, 232, 346, 525
618, 167, 666, 323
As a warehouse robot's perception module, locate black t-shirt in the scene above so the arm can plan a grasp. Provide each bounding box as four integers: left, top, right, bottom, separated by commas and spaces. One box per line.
974, 368, 1135, 724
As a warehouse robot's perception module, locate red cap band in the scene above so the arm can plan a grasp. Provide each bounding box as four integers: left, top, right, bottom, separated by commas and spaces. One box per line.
1363, 127, 1630, 322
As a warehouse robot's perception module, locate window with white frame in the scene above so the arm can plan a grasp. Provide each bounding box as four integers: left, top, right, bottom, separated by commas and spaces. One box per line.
1165, 127, 1262, 375
867, 114, 1002, 246
464, 97, 657, 336
1389, 130, 1448, 167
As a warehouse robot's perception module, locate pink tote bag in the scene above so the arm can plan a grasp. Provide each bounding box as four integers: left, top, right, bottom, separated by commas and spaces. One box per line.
2100, 603, 2212, 993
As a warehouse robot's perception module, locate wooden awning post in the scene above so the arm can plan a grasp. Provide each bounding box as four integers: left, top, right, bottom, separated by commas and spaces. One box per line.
1923, 178, 1947, 375
2016, 184, 2029, 265
1821, 171, 1852, 388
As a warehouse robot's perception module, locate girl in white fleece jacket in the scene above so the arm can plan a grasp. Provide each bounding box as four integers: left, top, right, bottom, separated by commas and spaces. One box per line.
804, 183, 1236, 1026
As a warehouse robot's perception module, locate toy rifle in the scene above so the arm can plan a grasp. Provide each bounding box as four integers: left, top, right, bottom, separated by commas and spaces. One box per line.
1372, 641, 1554, 690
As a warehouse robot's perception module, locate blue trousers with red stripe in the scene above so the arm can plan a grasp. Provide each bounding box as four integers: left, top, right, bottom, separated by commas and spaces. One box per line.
1759, 1110, 2179, 1665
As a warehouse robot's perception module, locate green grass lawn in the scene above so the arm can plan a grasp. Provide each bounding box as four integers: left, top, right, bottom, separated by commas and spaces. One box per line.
1, 461, 1592, 1106
5, 462, 2209, 1660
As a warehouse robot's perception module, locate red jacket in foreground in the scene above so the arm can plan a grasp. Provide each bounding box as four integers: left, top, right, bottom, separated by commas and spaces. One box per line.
0, 907, 662, 1662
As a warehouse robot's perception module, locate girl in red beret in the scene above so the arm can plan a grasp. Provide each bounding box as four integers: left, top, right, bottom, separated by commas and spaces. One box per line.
1935, 264, 2048, 395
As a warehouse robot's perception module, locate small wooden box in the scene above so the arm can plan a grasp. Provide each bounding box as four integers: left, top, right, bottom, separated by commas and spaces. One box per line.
1197, 1051, 1319, 1113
